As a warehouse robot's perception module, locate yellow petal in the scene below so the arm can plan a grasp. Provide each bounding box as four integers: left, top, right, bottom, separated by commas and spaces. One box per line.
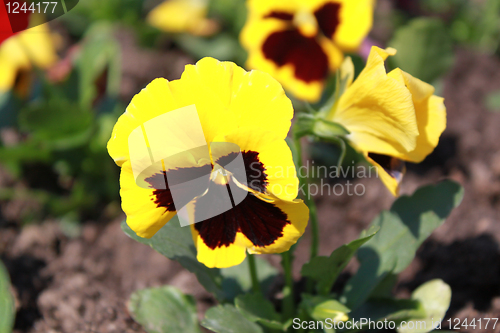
220, 127, 299, 201
334, 0, 376, 51
188, 184, 308, 268
242, 20, 338, 102
108, 58, 294, 165
247, 198, 309, 254
340, 56, 355, 88
365, 153, 405, 196
330, 46, 419, 157
192, 225, 248, 268
0, 55, 18, 92
181, 57, 294, 140
120, 161, 177, 238
147, 0, 211, 35
388, 69, 447, 163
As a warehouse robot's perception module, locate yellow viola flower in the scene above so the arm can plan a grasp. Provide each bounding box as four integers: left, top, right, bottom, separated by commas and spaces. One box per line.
325, 46, 446, 195
240, 0, 375, 102
108, 57, 309, 268
147, 0, 219, 36
0, 24, 57, 94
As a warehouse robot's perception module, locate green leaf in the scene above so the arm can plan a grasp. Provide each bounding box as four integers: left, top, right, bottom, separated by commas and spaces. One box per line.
389, 18, 454, 83
486, 91, 500, 112
343, 181, 463, 310
202, 304, 264, 333
350, 298, 426, 327
313, 119, 350, 140
293, 113, 317, 139
302, 226, 379, 295
235, 293, 283, 330
121, 218, 225, 300
397, 280, 451, 333
300, 295, 350, 322
0, 91, 17, 129
76, 23, 121, 108
0, 261, 15, 333
221, 256, 278, 300
18, 99, 93, 151
128, 286, 200, 333
294, 113, 349, 141
175, 33, 247, 65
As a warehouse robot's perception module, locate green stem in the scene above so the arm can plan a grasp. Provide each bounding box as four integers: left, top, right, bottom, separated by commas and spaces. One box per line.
294, 137, 320, 259
281, 251, 295, 320
247, 254, 261, 294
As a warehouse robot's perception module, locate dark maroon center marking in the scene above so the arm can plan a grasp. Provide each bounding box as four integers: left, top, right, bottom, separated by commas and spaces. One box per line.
262, 29, 329, 83
194, 181, 290, 249
145, 164, 212, 211
216, 150, 268, 193
368, 153, 405, 180
264, 11, 294, 21
314, 2, 342, 38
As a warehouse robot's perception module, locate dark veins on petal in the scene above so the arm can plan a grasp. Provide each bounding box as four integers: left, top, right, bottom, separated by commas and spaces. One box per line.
194, 181, 290, 249
314, 2, 342, 38
368, 153, 406, 180
264, 11, 294, 21
216, 150, 268, 193
145, 164, 212, 211
262, 29, 329, 83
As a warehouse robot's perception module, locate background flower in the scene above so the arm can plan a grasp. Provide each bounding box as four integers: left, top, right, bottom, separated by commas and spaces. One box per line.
0, 24, 57, 94
241, 0, 375, 102
147, 0, 219, 36
326, 46, 446, 195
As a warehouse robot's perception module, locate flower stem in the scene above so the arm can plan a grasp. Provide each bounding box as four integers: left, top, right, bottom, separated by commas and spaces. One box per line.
281, 251, 295, 320
247, 254, 261, 294
294, 137, 320, 259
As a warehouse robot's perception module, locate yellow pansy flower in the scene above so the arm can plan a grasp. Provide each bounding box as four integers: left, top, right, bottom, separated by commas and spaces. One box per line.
108, 58, 309, 268
0, 24, 57, 94
240, 0, 375, 102
147, 0, 219, 36
325, 46, 447, 195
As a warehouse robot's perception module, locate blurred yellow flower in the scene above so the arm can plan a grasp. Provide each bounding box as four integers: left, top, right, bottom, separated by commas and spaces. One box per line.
241, 0, 375, 102
326, 46, 447, 195
108, 58, 308, 268
0, 24, 57, 94
147, 0, 219, 36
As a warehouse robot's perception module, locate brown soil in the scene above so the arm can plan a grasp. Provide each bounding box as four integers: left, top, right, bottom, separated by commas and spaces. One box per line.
2, 34, 500, 333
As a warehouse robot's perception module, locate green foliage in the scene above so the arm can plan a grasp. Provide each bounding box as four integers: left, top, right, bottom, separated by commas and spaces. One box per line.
175, 0, 248, 65
121, 218, 225, 300
76, 23, 121, 109
301, 226, 379, 295
0, 23, 123, 219
122, 218, 279, 302
61, 0, 147, 35
175, 33, 247, 65
0, 261, 15, 333
235, 293, 283, 330
343, 181, 464, 310
300, 295, 350, 323
221, 256, 278, 300
18, 98, 93, 150
350, 298, 426, 326
397, 280, 451, 333
389, 18, 454, 83
128, 286, 201, 333
486, 91, 500, 112
202, 304, 264, 333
